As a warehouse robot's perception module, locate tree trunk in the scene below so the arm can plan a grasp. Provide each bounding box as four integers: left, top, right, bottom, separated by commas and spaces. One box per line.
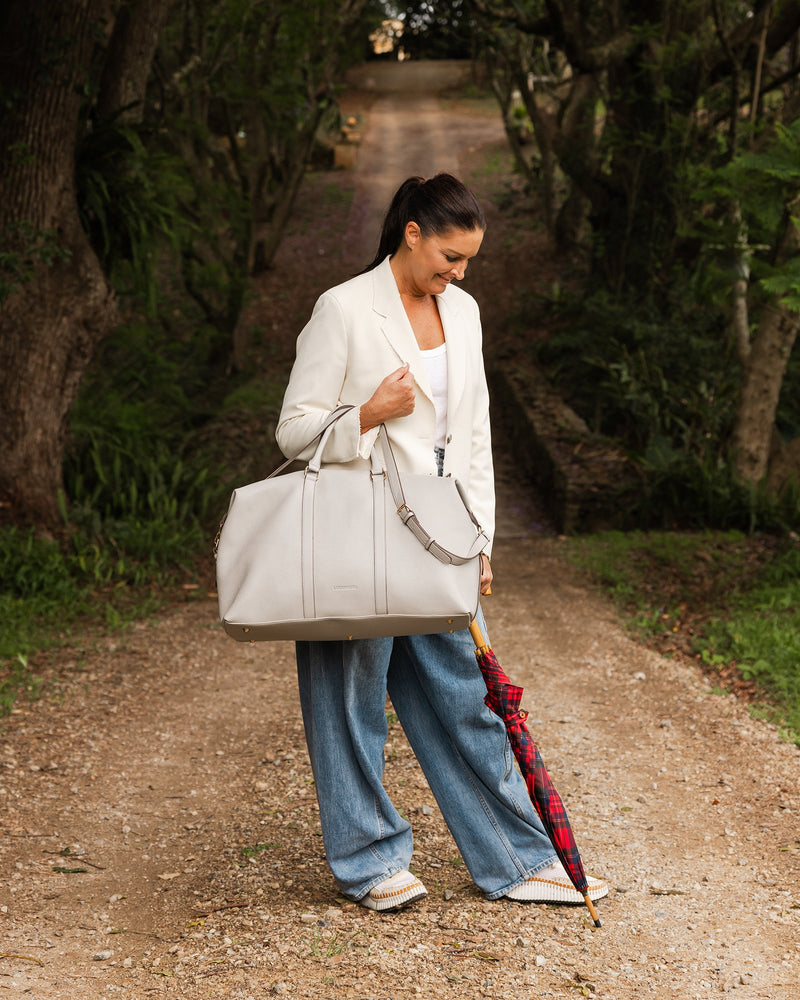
514, 73, 558, 237
96, 0, 174, 123
0, 0, 118, 526
731, 303, 800, 484
551, 72, 596, 251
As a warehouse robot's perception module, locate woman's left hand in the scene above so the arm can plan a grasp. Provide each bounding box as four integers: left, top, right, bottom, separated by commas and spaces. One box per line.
480, 554, 493, 596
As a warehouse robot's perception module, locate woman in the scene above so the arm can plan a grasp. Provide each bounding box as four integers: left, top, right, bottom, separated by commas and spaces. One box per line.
276, 174, 606, 912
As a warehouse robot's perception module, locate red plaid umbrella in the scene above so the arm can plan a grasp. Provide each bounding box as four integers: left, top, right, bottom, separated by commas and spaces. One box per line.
470, 620, 602, 927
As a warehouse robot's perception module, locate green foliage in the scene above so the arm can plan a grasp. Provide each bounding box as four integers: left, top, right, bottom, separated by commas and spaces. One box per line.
0, 310, 235, 717
66, 440, 213, 574
535, 290, 729, 524
568, 531, 800, 741
684, 119, 800, 314
632, 450, 800, 534
71, 319, 214, 438
534, 286, 727, 448
221, 378, 286, 416
152, 0, 373, 348
0, 529, 87, 657
473, 2, 800, 531
531, 276, 800, 531
0, 408, 219, 716
64, 319, 230, 575
0, 516, 172, 719
567, 529, 754, 617
540, 290, 736, 454
699, 547, 800, 739
240, 842, 278, 858
0, 528, 87, 716
0, 526, 81, 602
76, 114, 193, 311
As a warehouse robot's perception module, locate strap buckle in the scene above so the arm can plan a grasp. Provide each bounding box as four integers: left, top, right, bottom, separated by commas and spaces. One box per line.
397, 503, 414, 522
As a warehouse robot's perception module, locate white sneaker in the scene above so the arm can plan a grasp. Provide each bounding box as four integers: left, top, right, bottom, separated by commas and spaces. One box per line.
359, 870, 428, 912
505, 860, 608, 904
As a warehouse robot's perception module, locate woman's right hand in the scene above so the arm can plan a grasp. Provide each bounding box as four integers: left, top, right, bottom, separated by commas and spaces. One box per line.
359, 363, 416, 433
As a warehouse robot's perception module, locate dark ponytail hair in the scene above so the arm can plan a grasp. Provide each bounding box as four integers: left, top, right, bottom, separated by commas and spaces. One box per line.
361, 173, 486, 273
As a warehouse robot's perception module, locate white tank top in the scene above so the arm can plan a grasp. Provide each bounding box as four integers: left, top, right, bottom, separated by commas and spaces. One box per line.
420, 343, 448, 449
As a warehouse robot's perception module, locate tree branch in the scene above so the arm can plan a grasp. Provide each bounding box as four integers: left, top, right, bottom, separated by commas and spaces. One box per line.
468, 0, 551, 36
711, 0, 741, 159
749, 6, 772, 135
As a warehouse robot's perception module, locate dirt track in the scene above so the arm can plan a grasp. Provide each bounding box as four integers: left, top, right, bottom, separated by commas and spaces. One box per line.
2, 68, 799, 1000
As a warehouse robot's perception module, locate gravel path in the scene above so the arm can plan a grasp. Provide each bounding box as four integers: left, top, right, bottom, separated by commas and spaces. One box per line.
2, 66, 798, 1000
2, 531, 799, 999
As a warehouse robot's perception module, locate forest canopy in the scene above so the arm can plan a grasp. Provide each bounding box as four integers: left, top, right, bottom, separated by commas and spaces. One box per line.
1, 0, 799, 542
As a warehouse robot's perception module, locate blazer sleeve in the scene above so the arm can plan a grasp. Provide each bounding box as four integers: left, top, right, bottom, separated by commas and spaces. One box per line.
276, 290, 380, 463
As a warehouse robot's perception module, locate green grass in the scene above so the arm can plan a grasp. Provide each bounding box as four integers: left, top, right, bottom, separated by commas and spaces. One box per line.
0, 654, 43, 715
701, 559, 800, 735
0, 585, 168, 723
0, 527, 93, 671
240, 842, 278, 858
566, 530, 800, 740
0, 526, 183, 721
305, 928, 370, 960
0, 462, 216, 722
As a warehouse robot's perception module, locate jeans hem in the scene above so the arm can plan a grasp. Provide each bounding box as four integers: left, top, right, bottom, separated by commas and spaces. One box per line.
482, 855, 559, 901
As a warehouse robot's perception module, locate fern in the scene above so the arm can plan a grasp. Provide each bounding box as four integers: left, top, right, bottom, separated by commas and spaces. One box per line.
686, 119, 800, 313
75, 113, 193, 312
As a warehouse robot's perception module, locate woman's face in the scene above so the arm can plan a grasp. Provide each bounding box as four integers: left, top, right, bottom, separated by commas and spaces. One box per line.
405, 224, 484, 296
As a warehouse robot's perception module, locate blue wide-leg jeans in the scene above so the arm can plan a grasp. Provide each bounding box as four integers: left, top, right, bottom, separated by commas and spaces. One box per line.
295, 608, 557, 902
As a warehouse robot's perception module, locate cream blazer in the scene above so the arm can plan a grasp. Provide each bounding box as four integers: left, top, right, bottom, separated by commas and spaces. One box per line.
276, 255, 495, 554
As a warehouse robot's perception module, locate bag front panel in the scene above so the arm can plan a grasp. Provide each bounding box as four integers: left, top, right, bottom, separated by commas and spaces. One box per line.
217, 462, 483, 640
216, 472, 305, 630
383, 474, 481, 623
308, 467, 379, 620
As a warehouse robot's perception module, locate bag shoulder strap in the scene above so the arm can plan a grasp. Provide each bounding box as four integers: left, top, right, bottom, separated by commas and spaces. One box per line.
378, 425, 489, 566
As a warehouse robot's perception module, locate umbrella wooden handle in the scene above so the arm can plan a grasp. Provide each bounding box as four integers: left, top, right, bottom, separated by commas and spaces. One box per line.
469, 620, 490, 652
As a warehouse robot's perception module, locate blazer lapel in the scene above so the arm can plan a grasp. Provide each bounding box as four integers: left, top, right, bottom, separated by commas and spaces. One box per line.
371, 256, 434, 403
436, 286, 466, 428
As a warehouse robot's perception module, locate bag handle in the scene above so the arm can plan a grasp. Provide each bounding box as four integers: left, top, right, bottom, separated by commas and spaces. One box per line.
214, 407, 356, 558
268, 405, 488, 565
267, 405, 356, 479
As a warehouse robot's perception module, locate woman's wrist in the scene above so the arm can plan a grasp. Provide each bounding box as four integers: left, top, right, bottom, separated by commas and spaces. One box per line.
359, 403, 376, 434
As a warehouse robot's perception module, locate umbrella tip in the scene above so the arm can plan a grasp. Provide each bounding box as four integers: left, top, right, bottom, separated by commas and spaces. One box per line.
584, 894, 602, 928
